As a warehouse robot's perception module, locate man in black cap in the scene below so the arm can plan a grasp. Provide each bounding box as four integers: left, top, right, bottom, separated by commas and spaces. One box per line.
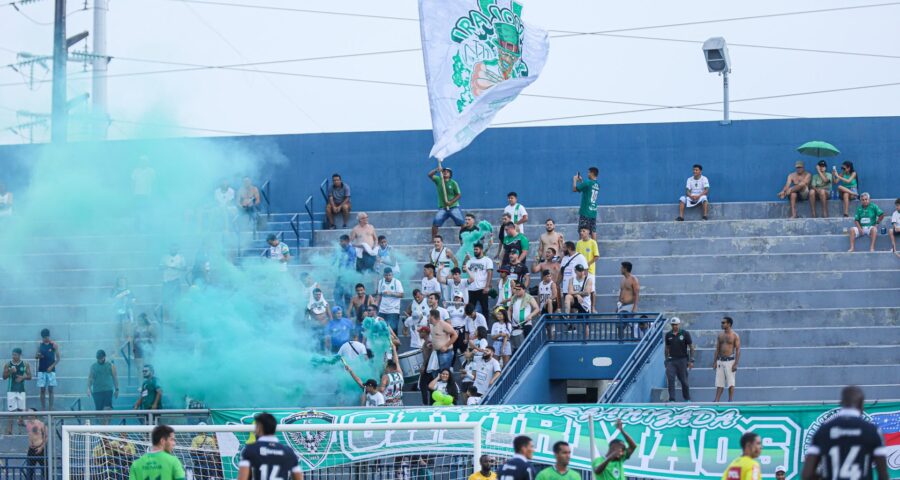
664, 317, 693, 402
809, 159, 833, 218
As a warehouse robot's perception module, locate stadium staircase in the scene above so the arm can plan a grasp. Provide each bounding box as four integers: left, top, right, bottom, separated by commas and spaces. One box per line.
0, 199, 897, 420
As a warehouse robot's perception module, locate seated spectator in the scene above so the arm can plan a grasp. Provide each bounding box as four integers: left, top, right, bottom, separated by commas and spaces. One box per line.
536, 269, 559, 314
237, 176, 261, 226
351, 213, 378, 272
427, 166, 464, 238
0, 183, 13, 217
466, 386, 483, 405
890, 198, 900, 256
489, 308, 512, 366
324, 307, 355, 353
833, 160, 859, 217
421, 263, 442, 296
133, 313, 157, 374
778, 160, 811, 219
848, 193, 884, 253
503, 192, 528, 234
325, 174, 351, 229
809, 160, 832, 218
263, 234, 290, 272
564, 264, 594, 314
428, 368, 460, 405
374, 235, 400, 275
677, 164, 710, 221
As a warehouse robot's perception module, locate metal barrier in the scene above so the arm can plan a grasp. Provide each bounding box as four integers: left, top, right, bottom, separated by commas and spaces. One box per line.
600, 313, 669, 404
0, 454, 46, 479
304, 195, 315, 247
481, 313, 662, 405
290, 213, 302, 253
117, 340, 132, 386
259, 180, 271, 220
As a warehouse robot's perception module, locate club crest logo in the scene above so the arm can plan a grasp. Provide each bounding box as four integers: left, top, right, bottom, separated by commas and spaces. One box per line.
281, 410, 337, 470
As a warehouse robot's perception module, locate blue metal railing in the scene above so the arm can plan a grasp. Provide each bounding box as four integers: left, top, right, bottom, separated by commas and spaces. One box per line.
259, 180, 271, 220
0, 455, 46, 478
290, 213, 302, 253
600, 313, 668, 403
319, 178, 329, 204
482, 313, 662, 405
118, 339, 133, 386
304, 195, 315, 247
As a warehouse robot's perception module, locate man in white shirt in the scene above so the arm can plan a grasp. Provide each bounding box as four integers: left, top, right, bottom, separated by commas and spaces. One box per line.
404, 289, 429, 348
463, 243, 494, 316
428, 236, 458, 303
160, 244, 186, 322
466, 346, 501, 400
565, 265, 594, 314
421, 264, 442, 296
426, 293, 449, 321
890, 198, 900, 256
503, 192, 528, 234
464, 304, 488, 343
439, 267, 470, 305
307, 288, 331, 326
337, 340, 367, 362
264, 234, 290, 272
677, 164, 710, 221
558, 241, 588, 294
375, 267, 403, 333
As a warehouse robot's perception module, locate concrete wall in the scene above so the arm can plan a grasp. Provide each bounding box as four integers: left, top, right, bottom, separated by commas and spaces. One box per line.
1, 116, 896, 212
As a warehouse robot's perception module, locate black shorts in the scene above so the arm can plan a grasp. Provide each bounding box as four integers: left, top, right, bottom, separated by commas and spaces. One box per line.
578, 215, 597, 234
93, 390, 114, 410
572, 301, 588, 314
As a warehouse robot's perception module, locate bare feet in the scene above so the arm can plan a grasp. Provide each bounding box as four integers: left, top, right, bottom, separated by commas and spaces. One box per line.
848, 248, 855, 253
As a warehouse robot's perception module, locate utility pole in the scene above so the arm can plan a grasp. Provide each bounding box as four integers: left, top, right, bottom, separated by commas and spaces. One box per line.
50, 0, 67, 143
92, 0, 109, 139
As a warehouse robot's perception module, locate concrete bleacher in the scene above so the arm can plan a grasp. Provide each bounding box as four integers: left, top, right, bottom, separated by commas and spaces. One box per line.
0, 199, 897, 408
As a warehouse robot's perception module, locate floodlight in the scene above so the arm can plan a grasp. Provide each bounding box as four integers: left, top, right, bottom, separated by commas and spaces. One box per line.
702, 37, 732, 125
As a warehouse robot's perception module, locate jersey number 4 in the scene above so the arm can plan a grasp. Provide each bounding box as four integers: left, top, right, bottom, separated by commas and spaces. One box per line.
828, 445, 863, 480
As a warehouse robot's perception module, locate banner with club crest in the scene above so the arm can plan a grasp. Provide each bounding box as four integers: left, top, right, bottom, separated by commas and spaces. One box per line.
210, 403, 900, 479
418, 0, 549, 160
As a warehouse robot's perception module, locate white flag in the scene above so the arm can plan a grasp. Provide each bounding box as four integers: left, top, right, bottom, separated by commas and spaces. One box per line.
418, 0, 549, 160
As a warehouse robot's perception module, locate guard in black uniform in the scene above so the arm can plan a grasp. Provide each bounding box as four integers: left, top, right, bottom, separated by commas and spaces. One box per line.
238, 412, 303, 480
801, 386, 889, 480
499, 435, 536, 480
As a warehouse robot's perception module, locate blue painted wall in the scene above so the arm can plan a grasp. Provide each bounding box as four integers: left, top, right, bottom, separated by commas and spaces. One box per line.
1, 116, 896, 212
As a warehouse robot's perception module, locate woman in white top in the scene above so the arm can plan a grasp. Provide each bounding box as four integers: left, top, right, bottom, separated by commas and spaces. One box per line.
429, 236, 458, 303
427, 368, 459, 405
490, 308, 512, 366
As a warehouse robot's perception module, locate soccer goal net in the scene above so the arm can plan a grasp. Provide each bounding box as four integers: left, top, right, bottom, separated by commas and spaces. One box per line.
63, 422, 515, 480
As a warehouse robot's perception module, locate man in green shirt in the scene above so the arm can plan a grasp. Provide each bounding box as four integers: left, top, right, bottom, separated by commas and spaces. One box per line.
535, 441, 580, 480
133, 365, 162, 410
593, 419, 637, 480
848, 192, 885, 253
427, 166, 464, 238
573, 167, 600, 240
129, 424, 185, 480
500, 222, 529, 268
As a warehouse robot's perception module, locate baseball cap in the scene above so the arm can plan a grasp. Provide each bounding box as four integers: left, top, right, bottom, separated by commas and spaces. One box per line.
498, 266, 510, 274
670, 317, 681, 325
817, 160, 827, 167
775, 466, 786, 473
794, 160, 804, 168
574, 264, 585, 272
453, 290, 464, 299
331, 306, 342, 315
363, 379, 378, 388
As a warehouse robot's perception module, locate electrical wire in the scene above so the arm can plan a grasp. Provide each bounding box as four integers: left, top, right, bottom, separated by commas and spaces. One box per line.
109, 118, 253, 136
163, 0, 418, 22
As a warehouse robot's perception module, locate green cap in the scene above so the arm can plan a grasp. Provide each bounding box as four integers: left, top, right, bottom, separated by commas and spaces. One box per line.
494, 23, 521, 56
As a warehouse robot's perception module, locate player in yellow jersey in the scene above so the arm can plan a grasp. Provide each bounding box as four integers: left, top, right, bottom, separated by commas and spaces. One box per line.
722, 432, 761, 480
469, 454, 496, 480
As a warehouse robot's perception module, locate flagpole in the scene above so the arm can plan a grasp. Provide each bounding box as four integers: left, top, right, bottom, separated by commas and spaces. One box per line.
437, 158, 449, 211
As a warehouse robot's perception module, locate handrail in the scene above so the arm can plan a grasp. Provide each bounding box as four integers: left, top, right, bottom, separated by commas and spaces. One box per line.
319, 178, 329, 204
118, 340, 132, 385
69, 397, 82, 412
304, 195, 315, 247
290, 213, 301, 254
481, 313, 661, 405
600, 313, 668, 403
259, 180, 271, 220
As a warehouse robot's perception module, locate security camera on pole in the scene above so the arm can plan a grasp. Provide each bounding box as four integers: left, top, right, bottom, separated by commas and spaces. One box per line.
702, 37, 732, 126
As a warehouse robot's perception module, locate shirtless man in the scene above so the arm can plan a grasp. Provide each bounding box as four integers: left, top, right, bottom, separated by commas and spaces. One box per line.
778, 161, 812, 219
428, 309, 458, 373
25, 409, 47, 476
618, 262, 640, 314
713, 316, 741, 402
350, 212, 377, 272
538, 219, 564, 259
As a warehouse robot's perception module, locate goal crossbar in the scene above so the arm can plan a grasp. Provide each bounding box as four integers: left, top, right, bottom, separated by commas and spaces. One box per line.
62, 421, 483, 480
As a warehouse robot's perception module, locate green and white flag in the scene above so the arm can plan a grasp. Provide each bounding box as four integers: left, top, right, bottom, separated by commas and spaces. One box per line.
418, 0, 549, 160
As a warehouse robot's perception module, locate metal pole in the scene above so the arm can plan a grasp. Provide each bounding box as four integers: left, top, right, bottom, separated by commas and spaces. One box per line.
92, 0, 109, 139
47, 413, 55, 480
51, 0, 68, 143
721, 70, 731, 125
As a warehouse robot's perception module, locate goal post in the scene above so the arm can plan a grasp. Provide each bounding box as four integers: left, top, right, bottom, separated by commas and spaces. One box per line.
63, 421, 485, 480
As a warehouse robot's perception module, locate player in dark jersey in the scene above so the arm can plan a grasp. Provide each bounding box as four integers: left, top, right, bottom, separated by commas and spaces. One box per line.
238, 412, 303, 480
499, 435, 536, 480
801, 386, 889, 480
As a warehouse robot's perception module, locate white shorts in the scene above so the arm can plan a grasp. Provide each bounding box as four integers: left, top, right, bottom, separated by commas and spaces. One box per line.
7, 392, 26, 411
37, 371, 57, 388
715, 359, 736, 388
851, 226, 877, 237
680, 195, 708, 208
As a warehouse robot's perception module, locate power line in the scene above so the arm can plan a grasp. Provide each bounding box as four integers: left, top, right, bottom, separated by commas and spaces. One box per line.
110, 118, 253, 136
162, 0, 418, 22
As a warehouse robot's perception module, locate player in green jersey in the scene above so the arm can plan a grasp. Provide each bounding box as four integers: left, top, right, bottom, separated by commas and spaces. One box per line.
129, 425, 185, 480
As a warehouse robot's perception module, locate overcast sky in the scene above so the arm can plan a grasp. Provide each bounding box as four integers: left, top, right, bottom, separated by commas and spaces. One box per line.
1, 0, 899, 145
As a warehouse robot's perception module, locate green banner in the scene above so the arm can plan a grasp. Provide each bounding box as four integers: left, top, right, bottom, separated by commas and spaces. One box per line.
210, 403, 900, 479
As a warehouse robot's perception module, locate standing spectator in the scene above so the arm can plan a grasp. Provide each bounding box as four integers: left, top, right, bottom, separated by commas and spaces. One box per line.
325, 173, 352, 229
503, 192, 528, 234
214, 179, 238, 231
573, 167, 600, 240
337, 338, 368, 363
0, 182, 13, 217
890, 198, 900, 256
427, 166, 464, 239
664, 317, 693, 402
307, 288, 331, 328
375, 267, 404, 333
459, 213, 478, 243
35, 329, 59, 411
493, 213, 512, 261
563, 265, 593, 315
325, 307, 355, 353
500, 436, 536, 479
576, 226, 599, 312
509, 284, 539, 348
448, 293, 470, 358
238, 177, 261, 227
25, 410, 47, 479
536, 270, 559, 314
404, 289, 429, 347
833, 160, 859, 217
490, 308, 512, 366
506, 250, 530, 289
349, 283, 376, 326
429, 236, 459, 302
374, 235, 400, 275
111, 276, 135, 344
558, 242, 587, 296
351, 213, 378, 272
426, 292, 450, 322
427, 310, 458, 373
592, 419, 638, 480
133, 364, 162, 410
333, 234, 357, 309
160, 244, 186, 323
496, 267, 514, 309
359, 306, 400, 358
848, 193, 884, 253
617, 262, 640, 315
465, 346, 501, 399
778, 160, 812, 218
87, 349, 118, 411
537, 441, 579, 480
677, 164, 710, 221
713, 316, 741, 402
470, 455, 496, 480
539, 219, 564, 259
464, 305, 488, 347
439, 267, 471, 305
421, 264, 442, 297
809, 160, 832, 218
500, 222, 529, 268
263, 234, 290, 272
4, 347, 30, 434
133, 313, 157, 377
463, 243, 494, 316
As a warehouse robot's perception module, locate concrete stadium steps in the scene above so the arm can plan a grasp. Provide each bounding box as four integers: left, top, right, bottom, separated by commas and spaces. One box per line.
0, 284, 162, 305
595, 288, 900, 312
674, 308, 900, 329
688, 364, 900, 388
688, 326, 899, 348
0, 302, 157, 323
656, 384, 900, 403
692, 345, 900, 367
0, 339, 135, 360
595, 252, 894, 275
0, 321, 121, 341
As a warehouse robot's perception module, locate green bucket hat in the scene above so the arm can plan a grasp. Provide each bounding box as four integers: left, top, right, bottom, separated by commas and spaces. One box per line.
494, 22, 521, 56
